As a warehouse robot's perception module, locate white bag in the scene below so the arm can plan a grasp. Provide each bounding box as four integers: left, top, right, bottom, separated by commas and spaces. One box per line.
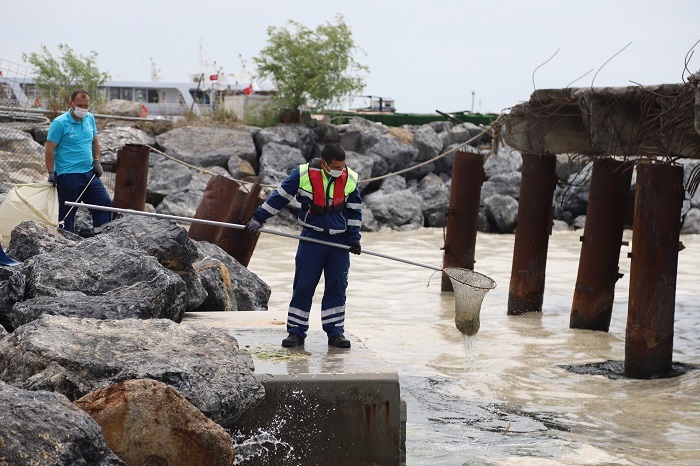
0, 182, 58, 247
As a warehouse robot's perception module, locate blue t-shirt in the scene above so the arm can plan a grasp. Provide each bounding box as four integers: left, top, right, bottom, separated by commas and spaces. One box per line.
47, 110, 97, 175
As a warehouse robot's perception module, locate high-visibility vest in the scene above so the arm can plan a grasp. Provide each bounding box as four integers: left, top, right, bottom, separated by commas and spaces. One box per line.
299, 158, 358, 214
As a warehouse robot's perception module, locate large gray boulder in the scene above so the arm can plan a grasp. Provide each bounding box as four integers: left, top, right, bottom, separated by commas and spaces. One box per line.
408, 125, 444, 180
194, 240, 271, 311
338, 118, 387, 153
365, 135, 419, 177
363, 189, 424, 231
156, 126, 256, 168
415, 173, 449, 227
258, 142, 306, 186
254, 124, 317, 160
0, 125, 44, 155
146, 159, 198, 205
100, 98, 142, 117
98, 123, 155, 158
7, 220, 82, 261
484, 194, 519, 233
484, 145, 522, 178
0, 381, 124, 465
192, 258, 238, 312
480, 172, 522, 205
0, 315, 265, 429
0, 149, 44, 185
9, 235, 187, 329
345, 151, 374, 188
102, 216, 207, 312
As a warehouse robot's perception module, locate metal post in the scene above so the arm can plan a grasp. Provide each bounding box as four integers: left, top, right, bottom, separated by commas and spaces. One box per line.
625, 163, 684, 379
112, 144, 150, 211
441, 150, 484, 291
570, 158, 633, 331
188, 175, 240, 244
215, 183, 264, 267
507, 152, 557, 315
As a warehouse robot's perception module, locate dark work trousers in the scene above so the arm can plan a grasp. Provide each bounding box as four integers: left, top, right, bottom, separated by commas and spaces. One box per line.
57, 170, 112, 233
287, 237, 351, 339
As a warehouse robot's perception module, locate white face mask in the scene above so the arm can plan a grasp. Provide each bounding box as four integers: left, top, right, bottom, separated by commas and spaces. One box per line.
72, 104, 89, 119
323, 160, 344, 178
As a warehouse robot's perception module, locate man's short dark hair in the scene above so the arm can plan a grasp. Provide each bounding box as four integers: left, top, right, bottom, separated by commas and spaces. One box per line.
71, 90, 90, 101
321, 142, 346, 162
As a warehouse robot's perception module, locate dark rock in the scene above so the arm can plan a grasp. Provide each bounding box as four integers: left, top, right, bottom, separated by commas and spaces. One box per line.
363, 189, 424, 231
415, 173, 449, 228
484, 195, 519, 233
7, 220, 81, 261
0, 381, 124, 465
483, 145, 522, 178
194, 240, 271, 311
360, 206, 381, 232
0, 315, 265, 428
312, 123, 340, 144
480, 172, 522, 205
380, 175, 407, 193
365, 135, 419, 176
258, 142, 306, 186
192, 258, 238, 311
0, 265, 25, 330
254, 124, 317, 160
102, 216, 207, 312
10, 235, 186, 328
156, 126, 256, 168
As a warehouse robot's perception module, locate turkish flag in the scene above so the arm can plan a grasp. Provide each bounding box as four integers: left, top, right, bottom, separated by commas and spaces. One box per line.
209, 74, 218, 81
243, 84, 253, 95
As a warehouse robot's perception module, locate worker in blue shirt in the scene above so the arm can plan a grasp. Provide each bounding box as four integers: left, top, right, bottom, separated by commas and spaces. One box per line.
246, 143, 362, 349
45, 90, 112, 234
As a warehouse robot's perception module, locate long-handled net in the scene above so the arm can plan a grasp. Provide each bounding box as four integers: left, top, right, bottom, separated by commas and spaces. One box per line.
445, 268, 497, 336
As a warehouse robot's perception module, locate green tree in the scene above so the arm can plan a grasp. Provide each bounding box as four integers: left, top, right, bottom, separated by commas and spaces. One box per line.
23, 44, 109, 112
253, 15, 368, 118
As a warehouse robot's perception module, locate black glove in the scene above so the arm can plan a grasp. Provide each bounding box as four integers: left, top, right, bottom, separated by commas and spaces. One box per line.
348, 242, 361, 255
47, 171, 56, 186
245, 218, 262, 234
92, 159, 103, 177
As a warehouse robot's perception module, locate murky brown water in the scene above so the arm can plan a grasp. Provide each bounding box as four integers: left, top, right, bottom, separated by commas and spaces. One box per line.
247, 228, 700, 465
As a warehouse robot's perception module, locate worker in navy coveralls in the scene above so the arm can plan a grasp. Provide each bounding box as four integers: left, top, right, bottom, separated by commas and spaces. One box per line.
246, 142, 362, 349
45, 90, 112, 233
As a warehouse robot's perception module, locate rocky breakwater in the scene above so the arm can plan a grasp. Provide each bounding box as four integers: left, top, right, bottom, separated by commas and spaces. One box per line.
80, 117, 700, 234
0, 214, 273, 464
5, 115, 700, 233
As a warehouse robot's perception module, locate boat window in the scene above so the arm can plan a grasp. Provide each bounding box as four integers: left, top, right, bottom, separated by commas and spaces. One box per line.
147, 89, 159, 103
135, 89, 147, 102
123, 88, 134, 101
109, 87, 121, 100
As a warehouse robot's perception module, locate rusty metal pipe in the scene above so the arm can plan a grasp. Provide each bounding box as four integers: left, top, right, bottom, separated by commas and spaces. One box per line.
112, 144, 150, 211
570, 158, 633, 331
188, 175, 240, 244
507, 152, 557, 315
625, 163, 684, 379
441, 150, 484, 291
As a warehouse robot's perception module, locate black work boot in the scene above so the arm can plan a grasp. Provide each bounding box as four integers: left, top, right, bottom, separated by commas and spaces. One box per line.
328, 334, 351, 348
282, 333, 305, 347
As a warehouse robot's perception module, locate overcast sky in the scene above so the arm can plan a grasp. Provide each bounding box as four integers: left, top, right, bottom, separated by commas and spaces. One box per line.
3, 0, 699, 114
